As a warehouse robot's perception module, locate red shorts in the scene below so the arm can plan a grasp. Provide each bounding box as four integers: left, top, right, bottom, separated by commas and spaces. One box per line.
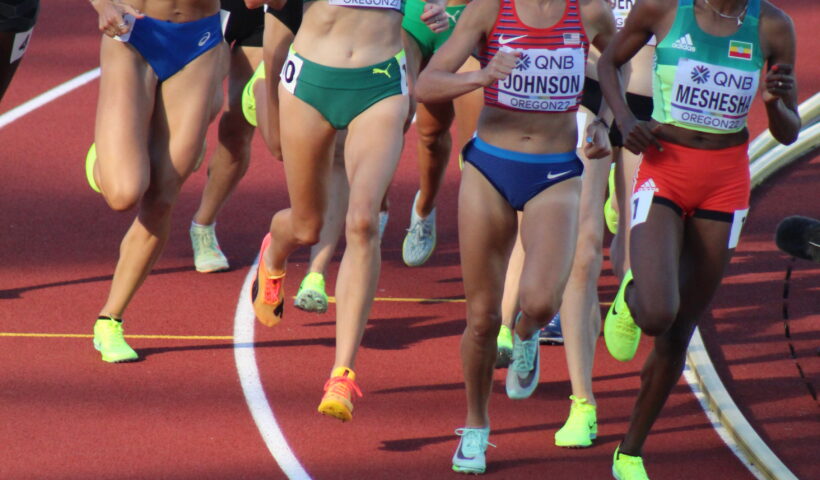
631, 140, 750, 247
634, 140, 750, 215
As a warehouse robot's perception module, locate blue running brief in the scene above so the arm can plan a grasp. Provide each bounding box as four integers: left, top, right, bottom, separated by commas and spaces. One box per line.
462, 136, 584, 211
118, 12, 224, 81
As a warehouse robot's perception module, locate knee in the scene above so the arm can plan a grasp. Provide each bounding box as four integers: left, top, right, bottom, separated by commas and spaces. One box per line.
290, 213, 323, 246
218, 109, 254, 150
572, 233, 604, 280
345, 207, 378, 244
632, 294, 679, 337
518, 283, 560, 326
465, 306, 502, 344
417, 125, 451, 150
102, 181, 145, 212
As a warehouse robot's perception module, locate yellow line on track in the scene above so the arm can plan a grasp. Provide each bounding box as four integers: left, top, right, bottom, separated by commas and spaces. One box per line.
328, 296, 466, 304
0, 332, 233, 340
1, 298, 609, 341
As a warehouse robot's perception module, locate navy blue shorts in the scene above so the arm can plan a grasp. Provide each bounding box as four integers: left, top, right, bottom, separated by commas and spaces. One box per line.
462, 136, 584, 211
119, 12, 224, 82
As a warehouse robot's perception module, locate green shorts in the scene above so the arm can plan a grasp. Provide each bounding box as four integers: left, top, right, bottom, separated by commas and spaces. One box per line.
280, 47, 408, 130
402, 0, 465, 60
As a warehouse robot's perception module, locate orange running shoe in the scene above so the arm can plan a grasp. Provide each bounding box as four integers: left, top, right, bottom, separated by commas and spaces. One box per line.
317, 367, 363, 422
251, 233, 285, 327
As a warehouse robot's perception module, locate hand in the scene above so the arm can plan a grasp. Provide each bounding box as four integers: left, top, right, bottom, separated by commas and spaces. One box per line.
619, 117, 663, 155
90, 0, 143, 37
421, 4, 449, 34
762, 63, 794, 104
582, 119, 611, 160
479, 47, 520, 86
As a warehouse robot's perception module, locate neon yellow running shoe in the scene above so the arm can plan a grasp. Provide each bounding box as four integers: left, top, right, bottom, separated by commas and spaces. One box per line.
612, 445, 650, 480
93, 316, 138, 363
242, 61, 266, 127
294, 272, 328, 313
318, 366, 362, 422
495, 324, 513, 369
85, 143, 101, 193
554, 395, 597, 448
604, 162, 618, 234
604, 270, 640, 362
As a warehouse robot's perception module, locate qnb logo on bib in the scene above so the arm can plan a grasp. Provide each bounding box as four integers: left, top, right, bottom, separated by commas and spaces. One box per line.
497, 48, 584, 112
328, 0, 401, 9
671, 58, 758, 131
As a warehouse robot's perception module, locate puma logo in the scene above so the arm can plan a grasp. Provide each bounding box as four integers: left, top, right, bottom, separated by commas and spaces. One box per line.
372, 64, 392, 78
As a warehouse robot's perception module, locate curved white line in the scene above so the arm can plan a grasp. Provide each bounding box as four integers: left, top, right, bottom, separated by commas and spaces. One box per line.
0, 67, 100, 129
234, 257, 311, 480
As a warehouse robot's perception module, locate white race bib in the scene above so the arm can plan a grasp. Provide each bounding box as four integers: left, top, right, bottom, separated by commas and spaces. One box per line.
280, 51, 304, 94
328, 0, 401, 10
10, 28, 34, 64
497, 48, 585, 112
610, 0, 656, 45
670, 58, 758, 131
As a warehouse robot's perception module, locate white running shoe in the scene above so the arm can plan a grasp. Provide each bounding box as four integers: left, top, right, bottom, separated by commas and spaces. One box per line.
190, 222, 229, 273
402, 191, 436, 267
452, 427, 494, 474
506, 313, 541, 399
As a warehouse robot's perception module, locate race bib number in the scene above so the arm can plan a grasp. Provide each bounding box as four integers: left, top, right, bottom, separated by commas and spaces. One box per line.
497, 48, 585, 112
671, 58, 759, 131
328, 0, 401, 9
728, 208, 748, 249
280, 51, 304, 94
10, 28, 34, 64
630, 181, 656, 228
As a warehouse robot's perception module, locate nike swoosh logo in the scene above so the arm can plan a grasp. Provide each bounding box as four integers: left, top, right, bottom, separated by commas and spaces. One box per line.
498, 34, 528, 45
547, 170, 572, 180
456, 448, 476, 461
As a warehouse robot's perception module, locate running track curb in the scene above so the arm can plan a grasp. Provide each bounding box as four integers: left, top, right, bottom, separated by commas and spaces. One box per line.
683, 129, 820, 480
686, 330, 798, 480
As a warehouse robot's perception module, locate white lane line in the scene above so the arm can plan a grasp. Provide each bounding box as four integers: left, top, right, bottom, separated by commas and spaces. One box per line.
683, 363, 766, 480
0, 67, 100, 129
234, 257, 311, 480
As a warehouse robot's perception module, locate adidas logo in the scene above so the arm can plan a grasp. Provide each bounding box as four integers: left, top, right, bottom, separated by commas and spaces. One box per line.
638, 179, 658, 192
671, 34, 696, 52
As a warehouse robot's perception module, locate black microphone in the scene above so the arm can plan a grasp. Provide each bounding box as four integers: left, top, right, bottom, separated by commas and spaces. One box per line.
775, 215, 820, 263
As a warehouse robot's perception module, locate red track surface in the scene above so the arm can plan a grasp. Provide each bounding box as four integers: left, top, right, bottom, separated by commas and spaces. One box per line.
0, 2, 816, 479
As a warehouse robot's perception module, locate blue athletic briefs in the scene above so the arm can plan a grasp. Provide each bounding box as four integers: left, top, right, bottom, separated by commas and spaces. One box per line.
123, 12, 223, 81
462, 136, 584, 211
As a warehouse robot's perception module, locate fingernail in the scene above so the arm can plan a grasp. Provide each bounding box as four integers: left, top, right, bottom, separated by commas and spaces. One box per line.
586, 137, 593, 143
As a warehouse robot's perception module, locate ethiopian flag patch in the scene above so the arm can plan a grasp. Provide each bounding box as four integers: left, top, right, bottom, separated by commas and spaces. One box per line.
728, 40, 753, 60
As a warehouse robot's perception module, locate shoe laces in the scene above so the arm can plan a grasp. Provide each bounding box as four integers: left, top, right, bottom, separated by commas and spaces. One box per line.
263, 275, 283, 304
454, 428, 496, 456
613, 315, 639, 336
511, 335, 538, 372
407, 215, 433, 240
193, 227, 221, 253
323, 375, 363, 399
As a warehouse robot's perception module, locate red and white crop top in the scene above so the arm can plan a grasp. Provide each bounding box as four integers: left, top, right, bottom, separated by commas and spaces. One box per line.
478, 0, 589, 113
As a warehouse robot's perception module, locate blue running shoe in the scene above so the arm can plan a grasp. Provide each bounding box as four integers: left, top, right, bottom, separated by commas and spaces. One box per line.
539, 313, 563, 345
452, 427, 494, 474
